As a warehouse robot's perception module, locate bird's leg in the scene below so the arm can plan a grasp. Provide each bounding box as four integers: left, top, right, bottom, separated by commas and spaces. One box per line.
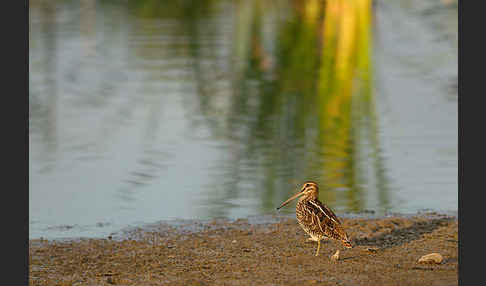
315, 240, 321, 256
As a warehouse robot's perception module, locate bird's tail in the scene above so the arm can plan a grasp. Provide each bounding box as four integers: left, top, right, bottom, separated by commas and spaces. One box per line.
342, 237, 353, 248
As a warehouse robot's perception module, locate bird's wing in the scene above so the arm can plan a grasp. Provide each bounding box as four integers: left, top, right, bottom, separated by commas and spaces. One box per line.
298, 202, 327, 234
297, 199, 341, 235
308, 199, 341, 225
299, 200, 350, 242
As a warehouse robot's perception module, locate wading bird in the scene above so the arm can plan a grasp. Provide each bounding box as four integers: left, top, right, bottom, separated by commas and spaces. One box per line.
277, 181, 352, 256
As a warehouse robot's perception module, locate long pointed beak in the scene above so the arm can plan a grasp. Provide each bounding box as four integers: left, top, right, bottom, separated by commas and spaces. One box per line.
277, 191, 304, 210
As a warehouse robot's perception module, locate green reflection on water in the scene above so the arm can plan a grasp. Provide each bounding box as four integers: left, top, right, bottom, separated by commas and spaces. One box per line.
155, 0, 389, 214
30, 0, 390, 218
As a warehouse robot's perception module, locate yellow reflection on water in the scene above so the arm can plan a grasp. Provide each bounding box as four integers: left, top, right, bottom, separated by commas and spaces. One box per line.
317, 0, 373, 210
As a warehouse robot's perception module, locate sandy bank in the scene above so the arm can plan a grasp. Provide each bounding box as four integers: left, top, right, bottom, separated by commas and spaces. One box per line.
29, 213, 458, 285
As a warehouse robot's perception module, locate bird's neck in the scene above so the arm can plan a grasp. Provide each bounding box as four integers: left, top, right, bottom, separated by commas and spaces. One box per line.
299, 193, 318, 202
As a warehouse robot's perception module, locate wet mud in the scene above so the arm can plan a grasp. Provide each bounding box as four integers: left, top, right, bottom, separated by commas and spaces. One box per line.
29, 213, 458, 285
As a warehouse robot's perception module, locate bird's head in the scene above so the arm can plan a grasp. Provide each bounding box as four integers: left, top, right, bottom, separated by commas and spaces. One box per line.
277, 181, 319, 210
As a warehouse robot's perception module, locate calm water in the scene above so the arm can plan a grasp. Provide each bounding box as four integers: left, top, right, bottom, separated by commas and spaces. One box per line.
29, 0, 457, 239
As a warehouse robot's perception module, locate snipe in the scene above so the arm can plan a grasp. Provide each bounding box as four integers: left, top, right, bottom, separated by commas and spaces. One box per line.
277, 181, 352, 256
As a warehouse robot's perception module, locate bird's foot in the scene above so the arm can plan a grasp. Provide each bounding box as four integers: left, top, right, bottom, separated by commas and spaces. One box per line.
315, 240, 321, 256
330, 250, 340, 261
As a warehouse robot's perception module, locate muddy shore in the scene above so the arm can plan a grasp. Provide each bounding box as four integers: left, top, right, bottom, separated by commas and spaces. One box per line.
29, 213, 458, 285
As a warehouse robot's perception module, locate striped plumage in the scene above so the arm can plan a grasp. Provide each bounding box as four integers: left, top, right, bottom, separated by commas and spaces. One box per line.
277, 181, 352, 256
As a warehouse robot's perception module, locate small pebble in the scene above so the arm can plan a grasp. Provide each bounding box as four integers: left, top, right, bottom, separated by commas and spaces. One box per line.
330, 250, 340, 261
418, 253, 443, 264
